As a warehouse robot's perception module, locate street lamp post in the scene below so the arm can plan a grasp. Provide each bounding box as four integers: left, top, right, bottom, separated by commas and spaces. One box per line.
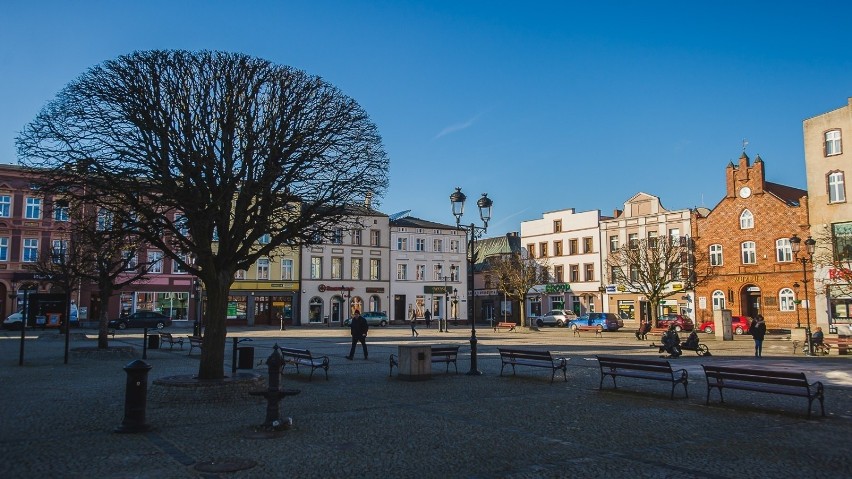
341, 286, 351, 327
440, 274, 451, 332
450, 187, 493, 376
598, 286, 607, 313
793, 282, 801, 328
790, 234, 816, 356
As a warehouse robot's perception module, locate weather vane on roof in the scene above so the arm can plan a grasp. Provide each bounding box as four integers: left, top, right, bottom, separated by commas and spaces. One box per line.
742, 138, 748, 152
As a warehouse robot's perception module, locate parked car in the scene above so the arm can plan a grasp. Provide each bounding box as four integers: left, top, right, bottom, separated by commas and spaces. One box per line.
567, 312, 624, 331
656, 314, 694, 332
698, 316, 751, 335
537, 309, 577, 327
343, 311, 389, 327
2, 311, 23, 330
108, 311, 172, 330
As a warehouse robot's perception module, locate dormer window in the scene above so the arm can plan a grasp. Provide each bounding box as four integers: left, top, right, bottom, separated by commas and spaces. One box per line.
739, 209, 754, 229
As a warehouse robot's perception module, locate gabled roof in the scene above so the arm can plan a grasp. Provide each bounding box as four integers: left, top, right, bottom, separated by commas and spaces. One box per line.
389, 215, 457, 230
764, 182, 806, 207
473, 233, 523, 271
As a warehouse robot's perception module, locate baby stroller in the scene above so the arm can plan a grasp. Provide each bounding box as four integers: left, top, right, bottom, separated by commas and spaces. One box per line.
651, 328, 683, 358
678, 331, 711, 357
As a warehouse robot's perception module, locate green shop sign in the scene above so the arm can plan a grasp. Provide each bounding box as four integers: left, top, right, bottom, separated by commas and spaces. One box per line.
544, 283, 571, 293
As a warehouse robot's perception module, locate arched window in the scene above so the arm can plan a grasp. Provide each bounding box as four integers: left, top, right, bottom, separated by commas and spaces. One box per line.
308, 296, 323, 323
712, 290, 726, 311
739, 209, 754, 229
369, 295, 381, 312
779, 288, 795, 312
709, 244, 723, 266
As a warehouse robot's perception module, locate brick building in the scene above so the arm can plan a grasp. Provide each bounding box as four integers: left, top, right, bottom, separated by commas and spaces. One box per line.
692, 153, 812, 330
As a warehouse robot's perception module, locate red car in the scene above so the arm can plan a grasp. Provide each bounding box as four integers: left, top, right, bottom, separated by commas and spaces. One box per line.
698, 316, 751, 335
656, 314, 694, 332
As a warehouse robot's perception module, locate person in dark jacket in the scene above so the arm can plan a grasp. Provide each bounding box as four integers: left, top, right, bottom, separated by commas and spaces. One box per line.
346, 310, 369, 360
750, 315, 767, 358
424, 309, 432, 329
635, 320, 651, 340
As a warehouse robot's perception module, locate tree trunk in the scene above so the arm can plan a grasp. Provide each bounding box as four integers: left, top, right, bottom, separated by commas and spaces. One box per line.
197, 275, 231, 379
97, 289, 114, 349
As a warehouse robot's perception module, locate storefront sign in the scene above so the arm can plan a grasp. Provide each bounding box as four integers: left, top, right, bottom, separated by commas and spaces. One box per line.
366, 287, 385, 293
544, 283, 571, 293
735, 275, 759, 283
424, 286, 452, 294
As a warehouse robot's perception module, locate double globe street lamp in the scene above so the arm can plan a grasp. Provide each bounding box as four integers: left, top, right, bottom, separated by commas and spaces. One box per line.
790, 234, 816, 356
450, 187, 493, 376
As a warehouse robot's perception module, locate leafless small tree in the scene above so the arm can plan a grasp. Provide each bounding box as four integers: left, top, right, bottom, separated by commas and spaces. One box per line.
17, 50, 389, 378
606, 236, 714, 325
810, 225, 852, 303
487, 251, 550, 328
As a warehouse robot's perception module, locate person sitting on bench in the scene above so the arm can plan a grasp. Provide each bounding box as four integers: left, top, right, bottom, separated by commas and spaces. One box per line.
652, 325, 682, 358
635, 320, 651, 340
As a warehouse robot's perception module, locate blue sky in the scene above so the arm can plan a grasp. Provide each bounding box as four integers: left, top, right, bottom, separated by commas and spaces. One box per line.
2, 1, 850, 236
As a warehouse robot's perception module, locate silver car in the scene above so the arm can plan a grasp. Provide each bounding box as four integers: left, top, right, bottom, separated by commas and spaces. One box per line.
343, 311, 389, 327
537, 309, 576, 327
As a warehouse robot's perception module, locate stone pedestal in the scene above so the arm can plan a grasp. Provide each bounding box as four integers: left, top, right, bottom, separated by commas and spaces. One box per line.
397, 344, 431, 381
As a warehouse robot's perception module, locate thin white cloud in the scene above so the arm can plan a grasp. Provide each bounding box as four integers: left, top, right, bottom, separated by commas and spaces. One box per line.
435, 114, 480, 139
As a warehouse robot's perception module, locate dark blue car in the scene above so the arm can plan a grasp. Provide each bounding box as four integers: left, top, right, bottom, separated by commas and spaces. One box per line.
567, 312, 624, 332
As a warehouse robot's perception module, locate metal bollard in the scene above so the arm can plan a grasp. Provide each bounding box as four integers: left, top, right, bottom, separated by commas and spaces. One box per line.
115, 359, 152, 433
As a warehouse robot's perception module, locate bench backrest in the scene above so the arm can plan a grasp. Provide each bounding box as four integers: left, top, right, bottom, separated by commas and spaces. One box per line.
499, 348, 553, 361
280, 347, 313, 360
597, 355, 672, 374
431, 346, 459, 356
702, 365, 808, 387
160, 332, 173, 339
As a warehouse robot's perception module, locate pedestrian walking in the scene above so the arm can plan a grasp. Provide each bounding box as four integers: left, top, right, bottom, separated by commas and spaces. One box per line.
410, 309, 419, 337
750, 315, 766, 357
424, 309, 432, 329
346, 309, 369, 360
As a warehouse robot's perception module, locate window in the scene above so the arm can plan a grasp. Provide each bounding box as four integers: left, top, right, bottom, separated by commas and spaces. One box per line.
0, 237, 8, 261
370, 230, 380, 246
828, 171, 846, 203
281, 259, 293, 280
583, 237, 593, 254
258, 233, 271, 244
53, 201, 69, 221
553, 241, 563, 256
173, 253, 189, 274
397, 264, 408, 280
52, 240, 69, 263
257, 258, 270, 279
147, 251, 164, 273
123, 250, 138, 270
609, 235, 619, 252
369, 259, 380, 280
97, 208, 113, 231
450, 264, 460, 281
553, 265, 564, 282
311, 257, 322, 279
712, 290, 726, 310
825, 129, 842, 156
709, 244, 723, 266
416, 264, 425, 280
331, 229, 343, 244
433, 264, 443, 281
569, 239, 578, 255
235, 269, 246, 280
331, 257, 343, 279
450, 239, 459, 252
352, 229, 362, 245
741, 241, 756, 264
739, 210, 754, 229
668, 228, 680, 244
776, 238, 792, 262
433, 239, 443, 252
647, 231, 658, 248
779, 288, 795, 312
629, 265, 639, 282
415, 238, 426, 251
527, 244, 535, 258
397, 237, 408, 251
351, 258, 362, 280
553, 220, 562, 232
833, 221, 852, 261
584, 263, 594, 281
539, 242, 548, 257
0, 195, 9, 217
570, 264, 579, 282
628, 234, 639, 249
25, 197, 41, 220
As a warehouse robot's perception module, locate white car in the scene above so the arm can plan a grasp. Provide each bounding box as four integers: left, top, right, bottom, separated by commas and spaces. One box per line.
3, 312, 23, 330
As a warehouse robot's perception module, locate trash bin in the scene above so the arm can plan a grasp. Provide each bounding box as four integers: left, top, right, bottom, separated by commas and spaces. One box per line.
838, 334, 849, 355
147, 334, 160, 350
237, 346, 255, 369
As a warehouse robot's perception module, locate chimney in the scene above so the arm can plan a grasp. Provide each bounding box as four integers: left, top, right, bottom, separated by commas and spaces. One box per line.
364, 191, 373, 209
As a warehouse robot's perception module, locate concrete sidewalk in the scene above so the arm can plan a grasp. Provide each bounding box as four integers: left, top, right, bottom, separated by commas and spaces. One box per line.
0, 326, 850, 478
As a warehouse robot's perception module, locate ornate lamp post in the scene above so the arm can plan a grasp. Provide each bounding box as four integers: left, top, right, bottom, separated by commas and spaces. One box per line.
792, 282, 801, 328
450, 187, 493, 376
790, 234, 816, 356
341, 286, 352, 327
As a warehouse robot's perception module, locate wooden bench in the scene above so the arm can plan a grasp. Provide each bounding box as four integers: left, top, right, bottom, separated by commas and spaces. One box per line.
647, 327, 668, 337
494, 321, 516, 332
279, 347, 330, 381
702, 365, 825, 418
107, 328, 116, 338
572, 325, 602, 337
388, 345, 461, 376
596, 355, 688, 399
498, 348, 568, 383
159, 332, 184, 350
793, 336, 851, 355
187, 336, 202, 355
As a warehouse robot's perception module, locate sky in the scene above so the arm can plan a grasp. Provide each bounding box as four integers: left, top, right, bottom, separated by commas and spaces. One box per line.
2, 1, 850, 237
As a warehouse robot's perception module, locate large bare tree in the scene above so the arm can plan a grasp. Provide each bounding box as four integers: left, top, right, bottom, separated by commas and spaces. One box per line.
606, 236, 714, 324
17, 50, 389, 378
488, 251, 550, 328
